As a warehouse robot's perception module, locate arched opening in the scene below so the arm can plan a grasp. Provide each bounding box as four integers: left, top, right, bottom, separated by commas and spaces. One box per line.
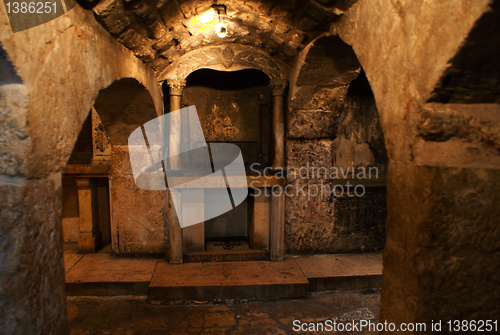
61, 78, 163, 256
164, 68, 275, 259
61, 109, 112, 253
286, 34, 388, 255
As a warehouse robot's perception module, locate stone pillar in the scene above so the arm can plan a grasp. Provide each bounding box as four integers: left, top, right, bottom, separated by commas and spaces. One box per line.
75, 178, 98, 252
166, 79, 186, 263
269, 80, 287, 261
270, 79, 287, 169
270, 190, 285, 261
166, 79, 186, 169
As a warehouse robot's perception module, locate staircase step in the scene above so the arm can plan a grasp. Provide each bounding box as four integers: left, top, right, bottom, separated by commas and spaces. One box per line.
149, 259, 308, 302
293, 253, 383, 291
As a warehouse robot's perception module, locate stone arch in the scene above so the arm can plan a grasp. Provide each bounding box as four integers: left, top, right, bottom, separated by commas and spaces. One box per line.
158, 44, 287, 81
82, 78, 167, 255
285, 33, 387, 255
428, 0, 500, 104
0, 8, 164, 333
0, 46, 67, 334
292, 33, 361, 88
58, 76, 163, 254
288, 33, 366, 140
63, 78, 164, 254
331, 0, 500, 328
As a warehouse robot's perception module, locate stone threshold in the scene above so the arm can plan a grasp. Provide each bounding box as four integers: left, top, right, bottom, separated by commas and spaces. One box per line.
184, 249, 270, 262
64, 252, 382, 301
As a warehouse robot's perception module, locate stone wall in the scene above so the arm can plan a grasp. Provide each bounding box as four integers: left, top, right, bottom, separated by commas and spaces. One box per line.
333, 0, 500, 329
285, 34, 387, 254
109, 146, 165, 254
0, 4, 162, 334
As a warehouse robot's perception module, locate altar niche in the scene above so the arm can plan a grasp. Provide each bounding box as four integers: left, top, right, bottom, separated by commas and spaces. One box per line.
164, 68, 287, 262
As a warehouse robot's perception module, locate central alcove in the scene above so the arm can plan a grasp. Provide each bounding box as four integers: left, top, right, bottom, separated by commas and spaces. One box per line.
162, 44, 287, 263
181, 69, 272, 254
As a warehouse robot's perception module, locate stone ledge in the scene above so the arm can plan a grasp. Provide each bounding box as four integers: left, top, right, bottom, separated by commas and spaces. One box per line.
149, 259, 309, 302
293, 253, 383, 292
64, 163, 111, 176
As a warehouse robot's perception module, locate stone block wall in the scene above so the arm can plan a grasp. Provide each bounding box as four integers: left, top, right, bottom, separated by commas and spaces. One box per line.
110, 146, 166, 254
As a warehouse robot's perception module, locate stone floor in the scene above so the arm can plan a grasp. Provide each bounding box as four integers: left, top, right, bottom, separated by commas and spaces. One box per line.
64, 248, 382, 333
67, 290, 380, 334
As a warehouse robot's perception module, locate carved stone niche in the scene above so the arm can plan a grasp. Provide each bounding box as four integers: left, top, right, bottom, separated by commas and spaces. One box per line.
160, 44, 288, 263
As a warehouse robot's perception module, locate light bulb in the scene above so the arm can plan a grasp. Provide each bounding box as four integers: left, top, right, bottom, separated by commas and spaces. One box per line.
215, 22, 227, 38
190, 8, 215, 26
199, 9, 215, 24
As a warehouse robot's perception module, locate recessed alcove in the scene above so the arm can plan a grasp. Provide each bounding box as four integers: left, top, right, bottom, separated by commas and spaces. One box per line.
178, 68, 276, 257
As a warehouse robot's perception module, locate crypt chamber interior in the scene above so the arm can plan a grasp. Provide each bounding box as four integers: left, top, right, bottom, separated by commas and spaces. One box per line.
0, 0, 499, 333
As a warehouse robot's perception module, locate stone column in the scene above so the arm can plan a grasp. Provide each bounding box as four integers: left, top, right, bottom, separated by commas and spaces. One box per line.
165, 79, 186, 263
166, 79, 186, 169
75, 178, 98, 252
270, 79, 287, 169
269, 80, 287, 261
270, 189, 285, 261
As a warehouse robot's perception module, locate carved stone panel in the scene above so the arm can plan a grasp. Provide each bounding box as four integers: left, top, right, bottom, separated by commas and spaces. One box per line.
160, 44, 285, 81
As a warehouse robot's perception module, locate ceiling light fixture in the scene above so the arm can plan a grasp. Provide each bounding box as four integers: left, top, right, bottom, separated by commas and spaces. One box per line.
199, 8, 216, 24
190, 4, 228, 38
213, 4, 228, 38
190, 8, 216, 32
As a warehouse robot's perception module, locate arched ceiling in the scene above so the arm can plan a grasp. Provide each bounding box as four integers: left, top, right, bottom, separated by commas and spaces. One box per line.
77, 0, 358, 73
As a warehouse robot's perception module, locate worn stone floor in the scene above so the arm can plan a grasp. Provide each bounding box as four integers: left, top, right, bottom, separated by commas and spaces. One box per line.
67, 290, 380, 334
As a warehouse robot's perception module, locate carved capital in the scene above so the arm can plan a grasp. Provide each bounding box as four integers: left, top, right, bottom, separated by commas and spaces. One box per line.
166, 79, 186, 96
269, 79, 287, 96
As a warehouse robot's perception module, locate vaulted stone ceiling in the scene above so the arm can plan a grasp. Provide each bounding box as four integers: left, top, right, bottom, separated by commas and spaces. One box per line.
77, 0, 357, 73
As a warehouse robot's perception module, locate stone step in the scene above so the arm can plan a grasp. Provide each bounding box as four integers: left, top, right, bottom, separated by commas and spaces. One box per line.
148, 259, 309, 302
293, 253, 383, 292
184, 249, 269, 262
65, 253, 158, 296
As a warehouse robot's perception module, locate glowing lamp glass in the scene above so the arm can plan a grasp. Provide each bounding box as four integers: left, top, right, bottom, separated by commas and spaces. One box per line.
215, 22, 227, 38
